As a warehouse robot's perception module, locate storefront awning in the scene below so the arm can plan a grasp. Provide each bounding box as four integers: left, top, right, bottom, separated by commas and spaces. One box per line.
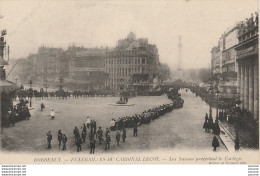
0, 80, 18, 93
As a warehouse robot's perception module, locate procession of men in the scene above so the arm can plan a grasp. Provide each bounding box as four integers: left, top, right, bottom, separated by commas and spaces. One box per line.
44, 88, 185, 153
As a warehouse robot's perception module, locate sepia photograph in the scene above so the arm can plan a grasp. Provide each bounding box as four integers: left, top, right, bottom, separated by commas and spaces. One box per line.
0, 0, 259, 165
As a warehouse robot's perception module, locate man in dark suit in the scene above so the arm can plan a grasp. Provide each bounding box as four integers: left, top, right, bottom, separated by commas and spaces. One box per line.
46, 131, 52, 149
116, 131, 121, 146
105, 133, 111, 150
90, 138, 96, 154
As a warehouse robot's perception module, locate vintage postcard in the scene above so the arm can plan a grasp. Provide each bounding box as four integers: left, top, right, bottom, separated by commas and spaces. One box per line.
0, 0, 259, 165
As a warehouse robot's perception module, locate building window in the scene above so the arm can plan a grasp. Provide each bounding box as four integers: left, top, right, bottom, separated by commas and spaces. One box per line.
142, 58, 145, 64
142, 67, 145, 73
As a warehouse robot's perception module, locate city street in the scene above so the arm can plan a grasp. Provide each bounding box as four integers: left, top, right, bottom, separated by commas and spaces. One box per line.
1, 89, 227, 153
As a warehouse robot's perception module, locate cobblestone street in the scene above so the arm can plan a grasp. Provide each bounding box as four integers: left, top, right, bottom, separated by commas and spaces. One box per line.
1, 89, 227, 153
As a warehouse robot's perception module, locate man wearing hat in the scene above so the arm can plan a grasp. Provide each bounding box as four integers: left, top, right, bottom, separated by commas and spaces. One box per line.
105, 133, 111, 150
116, 131, 121, 146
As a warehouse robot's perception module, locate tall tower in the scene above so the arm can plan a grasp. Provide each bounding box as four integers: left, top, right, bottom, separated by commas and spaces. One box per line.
177, 35, 182, 71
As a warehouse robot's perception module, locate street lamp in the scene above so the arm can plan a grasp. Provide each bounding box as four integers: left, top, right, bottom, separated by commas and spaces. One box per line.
215, 87, 220, 121
208, 83, 214, 118
29, 80, 33, 107
45, 79, 49, 92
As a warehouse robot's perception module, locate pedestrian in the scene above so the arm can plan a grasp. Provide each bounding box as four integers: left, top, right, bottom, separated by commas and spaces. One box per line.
82, 130, 86, 143
105, 128, 110, 138
50, 109, 55, 120
57, 129, 63, 149
133, 123, 138, 137
93, 120, 97, 134
212, 135, 219, 151
62, 134, 67, 150
213, 120, 220, 136
205, 113, 208, 121
90, 138, 96, 154
122, 127, 126, 142
41, 103, 45, 111
116, 131, 121, 146
82, 124, 87, 134
97, 127, 103, 144
25, 105, 31, 120
89, 130, 95, 141
86, 116, 91, 128
105, 133, 111, 150
74, 127, 80, 138
75, 136, 82, 152
46, 131, 52, 149
203, 120, 209, 132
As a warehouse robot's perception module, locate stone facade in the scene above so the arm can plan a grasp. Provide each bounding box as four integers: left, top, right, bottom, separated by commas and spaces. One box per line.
211, 26, 239, 99
235, 18, 258, 119
67, 48, 108, 90
105, 32, 159, 91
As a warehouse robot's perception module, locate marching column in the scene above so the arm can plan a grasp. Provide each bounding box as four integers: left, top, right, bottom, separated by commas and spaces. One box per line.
244, 64, 249, 110
240, 64, 245, 109
253, 59, 259, 119
249, 62, 254, 114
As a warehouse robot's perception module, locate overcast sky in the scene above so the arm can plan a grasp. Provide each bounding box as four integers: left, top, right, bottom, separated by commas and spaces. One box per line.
0, 0, 258, 70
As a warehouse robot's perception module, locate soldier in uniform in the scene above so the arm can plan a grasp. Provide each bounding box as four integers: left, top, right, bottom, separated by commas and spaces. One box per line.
62, 134, 67, 150
116, 131, 121, 146
46, 131, 52, 149
57, 129, 63, 149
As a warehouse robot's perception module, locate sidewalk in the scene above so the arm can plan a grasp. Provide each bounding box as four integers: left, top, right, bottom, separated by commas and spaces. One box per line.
218, 121, 237, 152
218, 120, 257, 152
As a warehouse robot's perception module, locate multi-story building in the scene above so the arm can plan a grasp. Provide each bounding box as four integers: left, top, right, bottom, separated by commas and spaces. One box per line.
235, 16, 258, 119
211, 44, 221, 74
105, 32, 159, 91
67, 48, 108, 90
211, 26, 239, 98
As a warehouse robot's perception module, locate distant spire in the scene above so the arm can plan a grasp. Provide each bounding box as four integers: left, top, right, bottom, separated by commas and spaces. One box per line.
177, 35, 182, 71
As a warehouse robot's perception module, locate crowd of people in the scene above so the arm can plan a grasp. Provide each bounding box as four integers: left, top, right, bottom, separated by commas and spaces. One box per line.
202, 113, 221, 152
45, 118, 123, 153
1, 98, 31, 130
237, 12, 258, 37
44, 87, 184, 153
109, 90, 184, 131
